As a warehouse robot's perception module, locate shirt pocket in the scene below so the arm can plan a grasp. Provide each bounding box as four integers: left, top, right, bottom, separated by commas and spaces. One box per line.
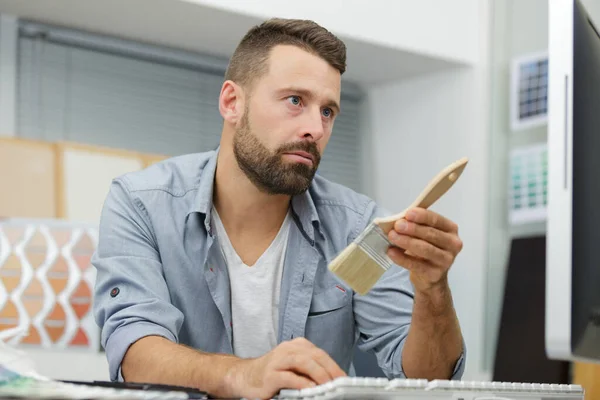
305, 284, 355, 371
308, 285, 351, 317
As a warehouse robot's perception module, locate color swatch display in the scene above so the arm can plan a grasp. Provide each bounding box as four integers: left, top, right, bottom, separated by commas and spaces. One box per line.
0, 219, 99, 351
508, 143, 548, 225
510, 52, 548, 131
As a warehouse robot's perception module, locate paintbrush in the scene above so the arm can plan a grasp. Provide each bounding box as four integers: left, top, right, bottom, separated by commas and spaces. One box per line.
328, 157, 469, 295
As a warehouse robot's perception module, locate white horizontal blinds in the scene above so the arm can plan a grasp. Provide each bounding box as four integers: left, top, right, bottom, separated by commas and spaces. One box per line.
317, 97, 362, 192
18, 37, 71, 143
64, 47, 223, 155
17, 23, 225, 155
16, 21, 364, 191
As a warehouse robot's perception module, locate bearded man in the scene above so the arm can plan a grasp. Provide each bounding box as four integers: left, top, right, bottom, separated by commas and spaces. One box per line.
92, 17, 466, 400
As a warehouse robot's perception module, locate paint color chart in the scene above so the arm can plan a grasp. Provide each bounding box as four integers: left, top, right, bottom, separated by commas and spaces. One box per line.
0, 219, 99, 351
510, 52, 548, 131
517, 58, 548, 120
509, 143, 548, 225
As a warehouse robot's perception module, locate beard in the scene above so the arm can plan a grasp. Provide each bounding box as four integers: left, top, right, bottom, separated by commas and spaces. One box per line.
233, 110, 321, 196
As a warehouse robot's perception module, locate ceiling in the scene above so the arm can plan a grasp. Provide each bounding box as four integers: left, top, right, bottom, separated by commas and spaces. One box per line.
0, 0, 464, 87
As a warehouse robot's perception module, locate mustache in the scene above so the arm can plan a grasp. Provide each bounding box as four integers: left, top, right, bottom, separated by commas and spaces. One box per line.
276, 141, 320, 160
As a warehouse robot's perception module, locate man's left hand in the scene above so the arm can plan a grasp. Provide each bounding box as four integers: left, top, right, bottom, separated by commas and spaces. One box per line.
386, 207, 463, 292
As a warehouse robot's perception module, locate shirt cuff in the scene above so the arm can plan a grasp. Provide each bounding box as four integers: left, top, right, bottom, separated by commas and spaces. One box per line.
105, 321, 177, 382
449, 349, 466, 380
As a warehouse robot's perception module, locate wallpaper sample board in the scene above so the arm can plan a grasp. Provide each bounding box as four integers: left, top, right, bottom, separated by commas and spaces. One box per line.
508, 143, 548, 225
0, 138, 56, 219
0, 218, 99, 351
510, 52, 548, 131
57, 143, 144, 224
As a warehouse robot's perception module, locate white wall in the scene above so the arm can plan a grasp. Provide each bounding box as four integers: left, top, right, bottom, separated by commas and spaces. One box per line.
187, 0, 481, 65
364, 1, 491, 380
484, 0, 549, 376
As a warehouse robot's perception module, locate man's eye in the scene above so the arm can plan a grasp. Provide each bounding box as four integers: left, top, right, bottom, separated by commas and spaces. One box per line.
322, 108, 333, 118
288, 96, 301, 106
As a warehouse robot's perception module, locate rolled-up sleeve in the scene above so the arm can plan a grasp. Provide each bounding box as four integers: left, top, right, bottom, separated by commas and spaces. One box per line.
92, 178, 184, 382
352, 201, 466, 380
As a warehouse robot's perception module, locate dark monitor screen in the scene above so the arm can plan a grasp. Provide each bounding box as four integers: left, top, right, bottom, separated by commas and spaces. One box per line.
546, 0, 600, 363
571, 0, 600, 360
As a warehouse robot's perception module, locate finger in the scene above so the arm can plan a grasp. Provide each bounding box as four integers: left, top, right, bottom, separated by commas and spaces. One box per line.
278, 353, 332, 385
404, 208, 458, 233
311, 348, 347, 379
276, 371, 316, 390
287, 338, 346, 379
387, 247, 438, 275
388, 247, 447, 284
388, 231, 453, 268
393, 219, 462, 253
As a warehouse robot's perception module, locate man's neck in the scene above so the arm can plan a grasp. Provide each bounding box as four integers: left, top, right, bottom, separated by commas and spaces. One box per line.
213, 150, 291, 246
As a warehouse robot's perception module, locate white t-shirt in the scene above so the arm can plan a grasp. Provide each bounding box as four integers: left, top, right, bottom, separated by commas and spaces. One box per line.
211, 207, 292, 358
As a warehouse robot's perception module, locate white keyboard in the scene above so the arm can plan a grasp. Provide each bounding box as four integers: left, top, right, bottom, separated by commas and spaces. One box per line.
277, 377, 584, 399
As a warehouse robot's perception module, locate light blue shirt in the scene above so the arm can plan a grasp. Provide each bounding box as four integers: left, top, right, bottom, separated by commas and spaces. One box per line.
92, 149, 466, 382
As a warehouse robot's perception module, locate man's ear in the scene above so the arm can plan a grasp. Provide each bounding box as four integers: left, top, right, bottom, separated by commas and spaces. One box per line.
219, 80, 245, 124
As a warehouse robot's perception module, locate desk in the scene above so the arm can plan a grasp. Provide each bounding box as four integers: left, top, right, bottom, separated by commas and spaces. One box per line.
573, 362, 600, 400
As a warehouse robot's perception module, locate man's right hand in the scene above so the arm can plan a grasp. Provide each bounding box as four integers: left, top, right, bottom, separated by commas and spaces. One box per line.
223, 337, 346, 399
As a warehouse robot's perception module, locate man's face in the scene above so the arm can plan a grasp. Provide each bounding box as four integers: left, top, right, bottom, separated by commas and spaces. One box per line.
233, 45, 341, 195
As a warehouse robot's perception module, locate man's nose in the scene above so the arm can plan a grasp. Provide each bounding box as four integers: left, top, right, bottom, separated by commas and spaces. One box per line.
299, 108, 325, 142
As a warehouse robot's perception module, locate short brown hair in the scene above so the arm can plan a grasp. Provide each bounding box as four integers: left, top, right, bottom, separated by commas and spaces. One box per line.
225, 18, 346, 88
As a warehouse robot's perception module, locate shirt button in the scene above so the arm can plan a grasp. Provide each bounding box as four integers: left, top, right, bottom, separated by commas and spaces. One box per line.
110, 287, 120, 297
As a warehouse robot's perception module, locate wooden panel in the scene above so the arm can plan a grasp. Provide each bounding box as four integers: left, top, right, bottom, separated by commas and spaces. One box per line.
142, 153, 168, 168
0, 138, 56, 218
573, 362, 600, 400
56, 142, 144, 224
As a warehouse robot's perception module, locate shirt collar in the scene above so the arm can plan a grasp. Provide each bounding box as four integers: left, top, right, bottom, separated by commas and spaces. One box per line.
187, 148, 323, 241
290, 187, 322, 243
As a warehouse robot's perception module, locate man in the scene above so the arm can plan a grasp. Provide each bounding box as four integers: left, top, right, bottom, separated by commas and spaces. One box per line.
92, 18, 465, 399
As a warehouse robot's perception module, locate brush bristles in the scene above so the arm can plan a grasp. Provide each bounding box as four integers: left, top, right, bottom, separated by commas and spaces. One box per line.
328, 242, 386, 295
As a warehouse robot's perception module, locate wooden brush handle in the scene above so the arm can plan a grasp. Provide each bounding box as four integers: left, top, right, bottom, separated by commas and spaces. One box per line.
373, 157, 469, 234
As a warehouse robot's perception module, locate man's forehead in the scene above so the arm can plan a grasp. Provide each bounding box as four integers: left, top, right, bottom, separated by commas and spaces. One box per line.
263, 46, 341, 96
267, 46, 339, 78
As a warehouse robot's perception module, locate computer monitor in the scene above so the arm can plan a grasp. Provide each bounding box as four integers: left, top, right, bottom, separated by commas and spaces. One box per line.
546, 0, 600, 363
